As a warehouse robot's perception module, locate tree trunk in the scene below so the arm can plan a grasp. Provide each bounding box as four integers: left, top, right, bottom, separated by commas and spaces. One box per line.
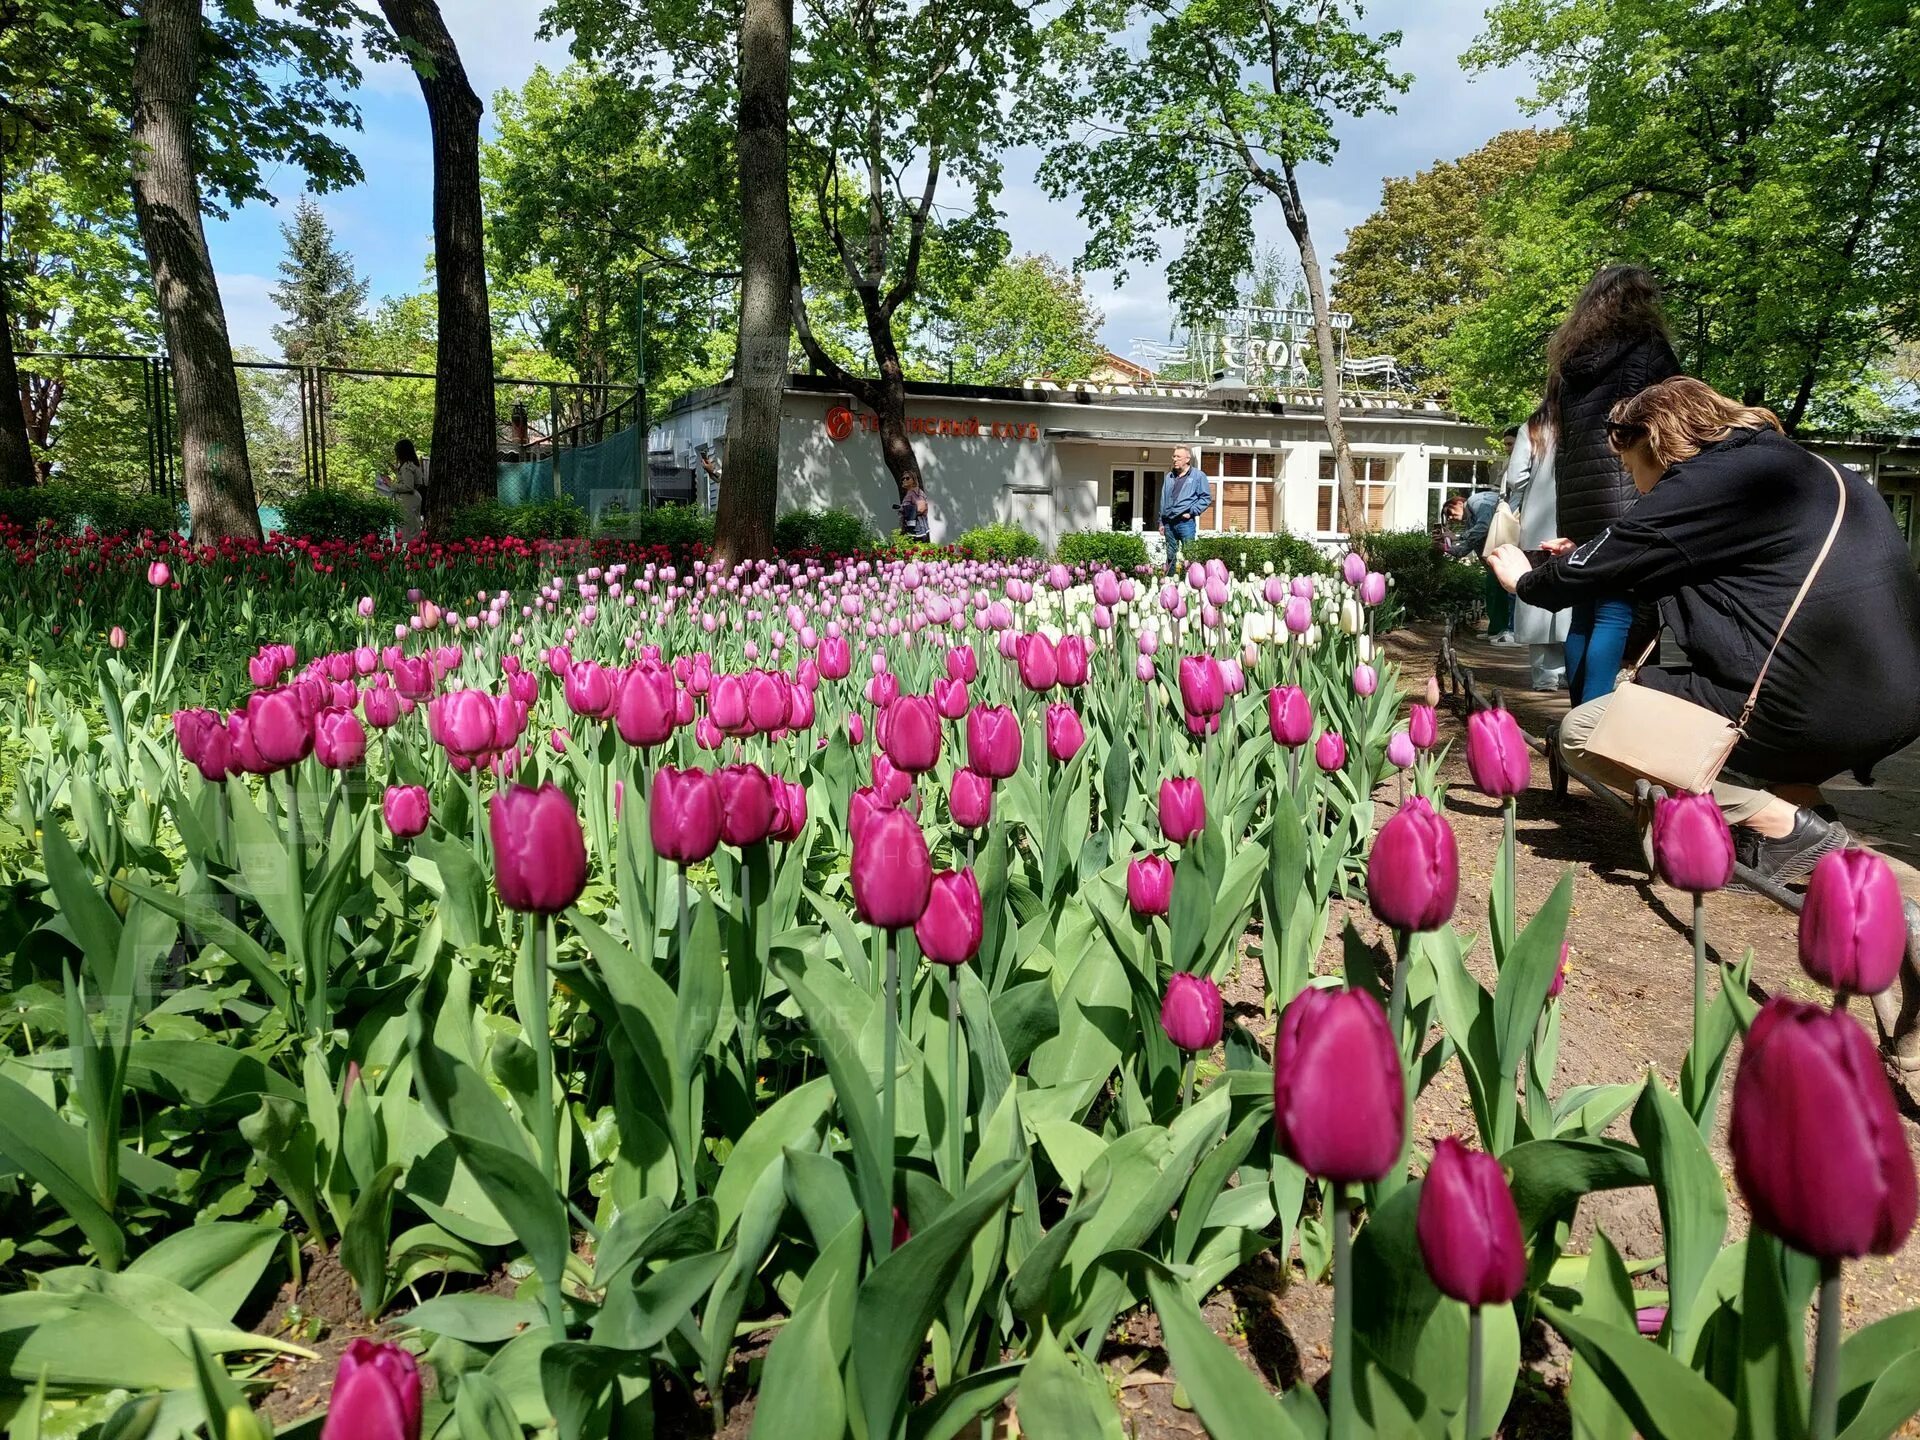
1271, 163, 1364, 536
871, 347, 921, 496
713, 0, 792, 565
0, 273, 33, 490
378, 0, 496, 531
128, 0, 261, 540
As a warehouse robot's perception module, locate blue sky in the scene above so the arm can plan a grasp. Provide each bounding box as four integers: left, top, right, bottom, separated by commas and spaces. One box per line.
205, 0, 1537, 364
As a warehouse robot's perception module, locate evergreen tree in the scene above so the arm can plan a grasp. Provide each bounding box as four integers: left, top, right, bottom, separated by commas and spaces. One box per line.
271, 197, 369, 367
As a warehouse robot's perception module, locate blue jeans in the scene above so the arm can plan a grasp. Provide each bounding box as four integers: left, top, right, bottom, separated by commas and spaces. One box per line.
1565, 597, 1634, 706
1163, 517, 1197, 574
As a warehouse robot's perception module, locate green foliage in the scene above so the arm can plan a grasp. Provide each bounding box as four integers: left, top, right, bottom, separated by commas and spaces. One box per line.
1359, 529, 1483, 621
1054, 531, 1149, 572
273, 489, 401, 542
774, 507, 879, 555
444, 497, 590, 542
954, 521, 1044, 560
940, 254, 1108, 385
0, 483, 182, 536
270, 197, 369, 368
1176, 533, 1332, 578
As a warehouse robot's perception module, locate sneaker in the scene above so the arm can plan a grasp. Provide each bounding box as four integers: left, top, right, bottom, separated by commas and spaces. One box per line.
1488, 632, 1521, 647
1729, 808, 1849, 892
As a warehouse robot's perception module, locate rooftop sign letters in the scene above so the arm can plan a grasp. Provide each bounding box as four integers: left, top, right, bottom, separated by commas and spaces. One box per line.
824, 405, 1039, 443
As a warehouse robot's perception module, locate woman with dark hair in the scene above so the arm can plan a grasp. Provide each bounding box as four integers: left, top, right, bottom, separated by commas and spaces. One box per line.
1548, 266, 1680, 703
388, 438, 427, 538
1488, 377, 1920, 886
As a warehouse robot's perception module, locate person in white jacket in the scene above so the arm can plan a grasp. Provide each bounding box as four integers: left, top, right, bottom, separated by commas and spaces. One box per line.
387, 438, 427, 539
1502, 402, 1570, 689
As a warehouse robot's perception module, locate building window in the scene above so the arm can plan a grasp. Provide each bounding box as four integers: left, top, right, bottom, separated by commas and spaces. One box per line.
1316, 453, 1395, 533
1426, 454, 1495, 527
1204, 452, 1279, 533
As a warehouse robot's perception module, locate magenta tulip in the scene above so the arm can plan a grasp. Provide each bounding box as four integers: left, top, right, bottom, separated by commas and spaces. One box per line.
1409, 703, 1437, 750
615, 664, 677, 747
1177, 654, 1225, 718
883, 694, 943, 774
949, 767, 994, 830
1366, 797, 1460, 933
172, 708, 221, 768
489, 784, 587, 914
321, 1338, 421, 1440
946, 644, 977, 682
716, 764, 777, 848
564, 660, 615, 719
849, 784, 890, 850
1798, 849, 1905, 995
383, 784, 430, 840
916, 868, 983, 964
1416, 1137, 1527, 1306
966, 704, 1023, 779
852, 807, 933, 930
1731, 999, 1917, 1259
1159, 777, 1205, 845
362, 682, 400, 730
313, 707, 367, 771
819, 635, 852, 679
1273, 986, 1403, 1184
1055, 635, 1090, 688
1465, 707, 1529, 798
1045, 703, 1085, 762
1314, 731, 1346, 772
745, 670, 791, 733
431, 689, 497, 759
933, 676, 969, 719
249, 689, 313, 768
769, 776, 809, 843
1160, 972, 1223, 1051
1266, 685, 1312, 746
1652, 792, 1734, 894
1018, 633, 1059, 692
709, 674, 751, 735
650, 765, 722, 865
1128, 856, 1173, 916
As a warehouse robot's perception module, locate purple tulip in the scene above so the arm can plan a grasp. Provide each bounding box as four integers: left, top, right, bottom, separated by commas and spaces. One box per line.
1416, 1137, 1527, 1306
1273, 986, 1404, 1184
615, 664, 678, 748
882, 694, 943, 774
1045, 703, 1085, 762
1799, 849, 1905, 996
321, 1339, 421, 1440
852, 807, 933, 931
1266, 685, 1312, 747
949, 767, 994, 830
1127, 856, 1173, 916
650, 765, 722, 865
915, 868, 983, 964
1366, 797, 1460, 933
1160, 972, 1224, 1051
770, 776, 809, 843
1465, 707, 1529, 798
715, 764, 777, 848
489, 784, 588, 915
1159, 777, 1205, 845
1652, 792, 1734, 894
383, 784, 430, 840
966, 704, 1023, 780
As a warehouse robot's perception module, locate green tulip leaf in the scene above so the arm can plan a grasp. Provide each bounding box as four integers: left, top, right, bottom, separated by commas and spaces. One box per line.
0, 1071, 126, 1271
907, 1361, 1026, 1440
1144, 1269, 1303, 1440
1630, 1073, 1726, 1365
126, 1223, 286, 1324
750, 1290, 847, 1440
1540, 1300, 1736, 1440
1017, 1324, 1126, 1439
453, 1370, 524, 1440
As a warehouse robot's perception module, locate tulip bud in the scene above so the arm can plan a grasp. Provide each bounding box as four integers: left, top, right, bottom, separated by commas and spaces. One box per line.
1548, 942, 1571, 998
1352, 663, 1377, 697
716, 764, 777, 848
650, 765, 722, 865
883, 694, 943, 774
915, 868, 983, 964
1425, 676, 1441, 707
1160, 972, 1223, 1051
852, 807, 933, 930
1127, 855, 1173, 916
148, 561, 171, 588
949, 767, 994, 830
1159, 777, 1205, 845
1409, 703, 1437, 750
383, 784, 430, 840
313, 707, 367, 771
1731, 999, 1917, 1259
1386, 732, 1416, 770
769, 776, 809, 843
489, 784, 588, 915
109, 625, 126, 650
1416, 1137, 1527, 1306
1360, 571, 1387, 606
1045, 703, 1085, 763
1056, 635, 1091, 688
1273, 986, 1403, 1184
321, 1339, 421, 1440
1315, 731, 1346, 772
1651, 792, 1734, 894
1266, 685, 1312, 747
965, 704, 1023, 780
1177, 654, 1225, 717
1366, 797, 1459, 933
1464, 707, 1529, 798
1018, 633, 1059, 692
1342, 552, 1367, 586
1798, 849, 1905, 996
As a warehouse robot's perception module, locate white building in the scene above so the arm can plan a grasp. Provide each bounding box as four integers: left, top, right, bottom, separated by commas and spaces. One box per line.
651, 372, 1920, 558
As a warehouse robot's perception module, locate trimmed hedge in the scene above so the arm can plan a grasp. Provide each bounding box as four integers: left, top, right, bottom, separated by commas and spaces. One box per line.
0, 484, 183, 536
955, 522, 1044, 561
1055, 531, 1150, 572
1174, 532, 1333, 577
775, 507, 879, 555
275, 489, 402, 542
445, 497, 589, 542
594, 502, 714, 551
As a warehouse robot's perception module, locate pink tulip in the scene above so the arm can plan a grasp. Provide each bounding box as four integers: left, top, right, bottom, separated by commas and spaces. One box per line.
313, 708, 367, 770
147, 561, 171, 587
852, 808, 933, 931
321, 1338, 421, 1440
1266, 685, 1312, 747
949, 767, 994, 830
1464, 707, 1529, 798
383, 785, 430, 840
1409, 703, 1437, 750
490, 784, 588, 915
1159, 777, 1205, 845
1044, 703, 1085, 762
915, 868, 983, 964
1160, 972, 1224, 1051
1127, 855, 1173, 916
882, 695, 943, 774
1315, 731, 1346, 771
651, 766, 722, 865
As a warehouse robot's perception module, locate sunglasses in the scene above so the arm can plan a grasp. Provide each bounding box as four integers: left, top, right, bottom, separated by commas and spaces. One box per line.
1604, 420, 1648, 450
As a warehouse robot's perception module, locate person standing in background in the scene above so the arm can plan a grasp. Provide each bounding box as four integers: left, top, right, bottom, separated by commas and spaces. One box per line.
1505, 399, 1570, 688
1159, 445, 1211, 575
1548, 265, 1681, 703
386, 438, 427, 539
1437, 488, 1515, 643
897, 475, 931, 541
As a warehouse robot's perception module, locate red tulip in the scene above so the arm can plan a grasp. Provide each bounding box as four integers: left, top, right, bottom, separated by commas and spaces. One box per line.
489, 783, 588, 915
650, 765, 722, 865
1266, 685, 1312, 747
1159, 777, 1205, 845
1652, 792, 1734, 894
882, 694, 943, 774
1798, 849, 1905, 995
1416, 1137, 1527, 1306
1273, 986, 1403, 1184
313, 707, 367, 771
1160, 972, 1223, 1051
852, 807, 933, 930
1044, 703, 1085, 762
1366, 797, 1459, 933
383, 784, 430, 840
915, 868, 983, 964
949, 767, 993, 830
321, 1338, 421, 1440
1465, 707, 1529, 798
1731, 999, 1917, 1259
965, 704, 1022, 779
716, 764, 777, 847
1018, 633, 1058, 692
1127, 855, 1173, 916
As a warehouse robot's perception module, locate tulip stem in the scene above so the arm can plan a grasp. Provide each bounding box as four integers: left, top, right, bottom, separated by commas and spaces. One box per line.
1180, 1056, 1194, 1114
150, 585, 163, 712
1691, 892, 1707, 1079
1466, 1305, 1485, 1439
1812, 1260, 1843, 1440
883, 930, 900, 1245
1331, 1188, 1356, 1440
1388, 928, 1411, 1060
527, 918, 558, 1190
1502, 798, 1517, 941
947, 963, 964, 1193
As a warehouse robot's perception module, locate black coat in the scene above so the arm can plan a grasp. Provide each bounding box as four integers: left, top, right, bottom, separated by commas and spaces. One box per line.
1553, 332, 1681, 542
1515, 428, 1920, 783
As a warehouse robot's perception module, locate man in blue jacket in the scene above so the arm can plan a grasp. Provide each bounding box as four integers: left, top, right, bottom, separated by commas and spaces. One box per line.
1160, 446, 1212, 575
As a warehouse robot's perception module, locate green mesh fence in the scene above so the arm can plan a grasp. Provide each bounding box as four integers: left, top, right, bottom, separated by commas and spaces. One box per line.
498, 423, 643, 518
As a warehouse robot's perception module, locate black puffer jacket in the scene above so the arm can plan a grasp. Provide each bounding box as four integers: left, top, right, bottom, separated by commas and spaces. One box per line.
1553, 332, 1681, 542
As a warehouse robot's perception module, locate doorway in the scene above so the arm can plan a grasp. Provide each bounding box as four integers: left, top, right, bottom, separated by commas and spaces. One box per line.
1111, 466, 1161, 530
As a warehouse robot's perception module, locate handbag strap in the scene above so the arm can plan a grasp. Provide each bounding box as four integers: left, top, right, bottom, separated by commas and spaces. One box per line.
1619, 457, 1849, 723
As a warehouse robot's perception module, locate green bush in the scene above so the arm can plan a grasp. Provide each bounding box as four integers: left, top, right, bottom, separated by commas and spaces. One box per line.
633, 504, 715, 551
275, 489, 402, 542
1175, 532, 1333, 577
775, 507, 879, 555
445, 497, 588, 542
0, 484, 184, 536
955, 522, 1044, 561
1055, 531, 1150, 572
1360, 528, 1483, 621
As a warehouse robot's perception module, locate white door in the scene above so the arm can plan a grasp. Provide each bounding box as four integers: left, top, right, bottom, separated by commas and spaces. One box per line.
1007, 487, 1053, 543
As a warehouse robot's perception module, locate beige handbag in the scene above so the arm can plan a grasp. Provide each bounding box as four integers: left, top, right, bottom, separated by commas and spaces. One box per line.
1482, 500, 1521, 556
1583, 458, 1848, 794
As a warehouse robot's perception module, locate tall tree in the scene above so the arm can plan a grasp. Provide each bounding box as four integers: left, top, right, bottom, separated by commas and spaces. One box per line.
712, 0, 792, 563
1334, 128, 1564, 397
377, 0, 496, 529
1037, 0, 1407, 534
271, 197, 368, 366
937, 254, 1107, 386
129, 0, 260, 540
0, 193, 32, 489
